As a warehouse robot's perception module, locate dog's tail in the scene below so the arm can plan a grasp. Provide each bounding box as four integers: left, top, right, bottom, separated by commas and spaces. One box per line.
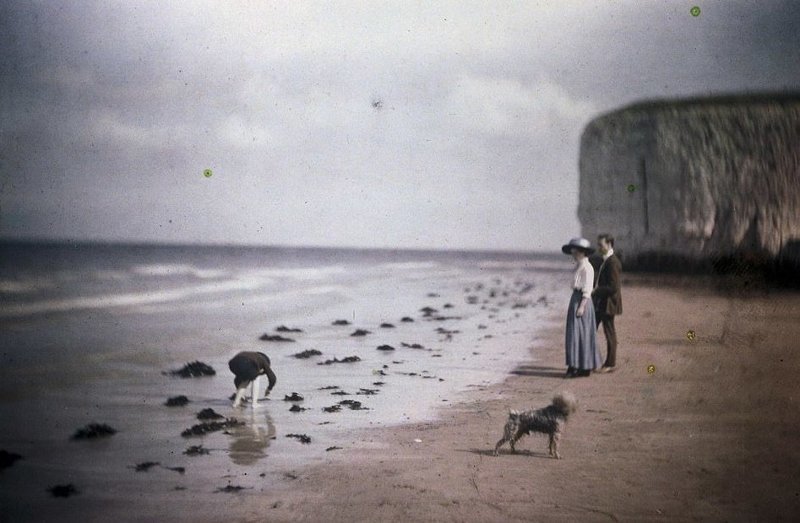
552, 391, 578, 416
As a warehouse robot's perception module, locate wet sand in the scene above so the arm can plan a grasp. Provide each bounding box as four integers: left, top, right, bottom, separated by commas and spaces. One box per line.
234, 276, 800, 522
3, 275, 799, 521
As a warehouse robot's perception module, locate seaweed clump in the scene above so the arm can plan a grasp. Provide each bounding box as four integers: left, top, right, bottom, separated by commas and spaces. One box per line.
165, 361, 216, 378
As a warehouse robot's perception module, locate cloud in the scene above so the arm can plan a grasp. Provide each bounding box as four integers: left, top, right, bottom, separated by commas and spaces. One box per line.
446, 74, 595, 138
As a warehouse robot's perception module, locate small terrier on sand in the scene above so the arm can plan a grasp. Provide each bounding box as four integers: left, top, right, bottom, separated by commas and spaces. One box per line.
493, 392, 577, 459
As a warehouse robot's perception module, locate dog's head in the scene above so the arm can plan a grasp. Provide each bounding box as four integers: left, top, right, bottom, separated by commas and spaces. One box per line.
551, 392, 578, 416
508, 409, 521, 420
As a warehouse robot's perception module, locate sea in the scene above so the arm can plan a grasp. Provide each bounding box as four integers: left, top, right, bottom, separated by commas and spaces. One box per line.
0, 241, 570, 521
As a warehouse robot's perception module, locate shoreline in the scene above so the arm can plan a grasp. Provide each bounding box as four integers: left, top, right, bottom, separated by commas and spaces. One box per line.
3, 274, 799, 521
234, 275, 800, 522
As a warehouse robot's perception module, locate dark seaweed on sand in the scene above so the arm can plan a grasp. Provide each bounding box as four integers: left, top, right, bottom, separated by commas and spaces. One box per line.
376, 344, 395, 351
292, 349, 322, 359
350, 329, 371, 337
379, 323, 395, 328
275, 325, 303, 333
0, 450, 23, 470
289, 404, 308, 412
48, 484, 79, 498
401, 342, 426, 349
331, 390, 350, 396
338, 400, 369, 410
283, 392, 304, 401
71, 423, 117, 440
286, 433, 312, 444
326, 446, 343, 451
181, 419, 244, 437
216, 485, 250, 493
332, 319, 351, 325
318, 356, 361, 365
165, 361, 216, 378
184, 445, 210, 456
322, 405, 342, 413
357, 388, 379, 395
132, 461, 160, 472
196, 408, 224, 420
400, 317, 415, 322
165, 395, 190, 407
318, 385, 340, 390
165, 466, 185, 474
259, 334, 296, 342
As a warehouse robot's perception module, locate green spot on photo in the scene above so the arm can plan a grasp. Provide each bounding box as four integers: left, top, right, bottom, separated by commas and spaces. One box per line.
203, 169, 213, 178
626, 184, 636, 193
690, 6, 701, 17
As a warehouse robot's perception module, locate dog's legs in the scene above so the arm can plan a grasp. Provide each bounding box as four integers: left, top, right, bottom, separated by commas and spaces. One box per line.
493, 437, 508, 456
552, 431, 562, 459
250, 376, 261, 409
509, 433, 520, 454
232, 384, 248, 408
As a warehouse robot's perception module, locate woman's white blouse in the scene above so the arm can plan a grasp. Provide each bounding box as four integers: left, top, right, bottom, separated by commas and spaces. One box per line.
572, 257, 594, 299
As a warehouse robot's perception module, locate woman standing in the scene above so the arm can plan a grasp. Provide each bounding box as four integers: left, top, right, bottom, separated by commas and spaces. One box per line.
562, 238, 601, 377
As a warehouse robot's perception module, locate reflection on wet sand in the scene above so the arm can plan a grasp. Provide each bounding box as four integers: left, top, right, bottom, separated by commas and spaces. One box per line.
228, 409, 276, 466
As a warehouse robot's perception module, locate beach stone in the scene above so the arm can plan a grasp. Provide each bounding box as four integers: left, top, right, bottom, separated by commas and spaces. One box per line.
289, 404, 308, 412
165, 361, 216, 378
376, 345, 396, 351
332, 319, 351, 325
400, 317, 415, 322
380, 323, 395, 328
71, 423, 117, 440
350, 329, 371, 337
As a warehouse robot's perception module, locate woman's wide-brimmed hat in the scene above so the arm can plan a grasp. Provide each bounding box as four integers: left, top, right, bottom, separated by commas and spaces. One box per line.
561, 237, 595, 255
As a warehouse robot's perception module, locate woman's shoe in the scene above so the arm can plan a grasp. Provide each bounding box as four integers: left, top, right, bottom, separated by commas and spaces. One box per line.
565, 367, 577, 378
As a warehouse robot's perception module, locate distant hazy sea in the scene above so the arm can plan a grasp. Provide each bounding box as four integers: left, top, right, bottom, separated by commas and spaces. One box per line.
0, 241, 568, 521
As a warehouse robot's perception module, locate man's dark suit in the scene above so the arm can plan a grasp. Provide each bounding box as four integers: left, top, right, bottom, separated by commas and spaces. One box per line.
591, 253, 623, 367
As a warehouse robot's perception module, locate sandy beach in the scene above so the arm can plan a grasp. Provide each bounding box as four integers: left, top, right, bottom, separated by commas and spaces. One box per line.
226, 276, 800, 522
3, 256, 799, 522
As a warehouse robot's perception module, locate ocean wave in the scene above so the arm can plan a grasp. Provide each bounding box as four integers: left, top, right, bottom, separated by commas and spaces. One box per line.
0, 279, 54, 294
378, 262, 441, 271
477, 260, 570, 272
0, 278, 274, 318
130, 264, 229, 279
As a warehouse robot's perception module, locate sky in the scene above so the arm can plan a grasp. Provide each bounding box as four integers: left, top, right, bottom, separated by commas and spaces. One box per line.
1, 1, 799, 251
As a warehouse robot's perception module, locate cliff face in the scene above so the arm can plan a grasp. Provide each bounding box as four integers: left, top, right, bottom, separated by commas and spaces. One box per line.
578, 96, 800, 267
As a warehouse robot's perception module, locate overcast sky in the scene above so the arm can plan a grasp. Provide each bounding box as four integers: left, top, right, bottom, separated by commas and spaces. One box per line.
1, 1, 798, 251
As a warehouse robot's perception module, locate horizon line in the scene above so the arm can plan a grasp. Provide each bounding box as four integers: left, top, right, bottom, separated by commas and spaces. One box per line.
0, 236, 561, 257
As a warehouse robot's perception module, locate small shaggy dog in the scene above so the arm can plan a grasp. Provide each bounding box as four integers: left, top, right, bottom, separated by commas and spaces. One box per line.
493, 392, 577, 458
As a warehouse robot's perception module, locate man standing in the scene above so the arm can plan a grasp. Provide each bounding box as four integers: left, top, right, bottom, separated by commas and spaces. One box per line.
591, 234, 622, 372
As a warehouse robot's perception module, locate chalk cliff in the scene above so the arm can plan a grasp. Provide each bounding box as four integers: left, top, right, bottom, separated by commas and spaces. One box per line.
578, 95, 800, 268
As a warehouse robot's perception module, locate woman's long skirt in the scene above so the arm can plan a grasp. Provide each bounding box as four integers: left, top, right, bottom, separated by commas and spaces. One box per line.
565, 290, 601, 370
